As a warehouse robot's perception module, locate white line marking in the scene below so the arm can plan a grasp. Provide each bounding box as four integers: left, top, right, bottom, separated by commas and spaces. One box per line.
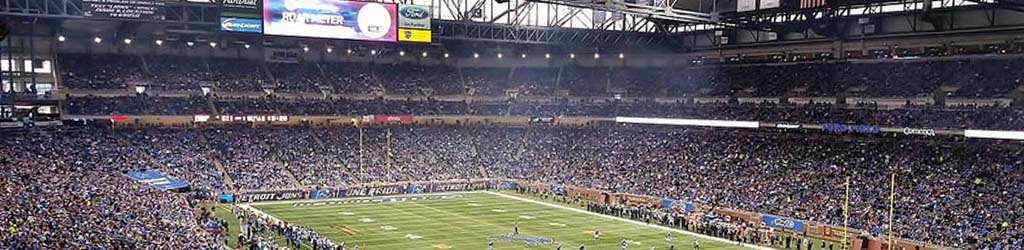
483, 191, 774, 250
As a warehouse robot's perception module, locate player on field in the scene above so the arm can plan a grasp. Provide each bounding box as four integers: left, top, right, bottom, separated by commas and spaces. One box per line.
594, 228, 600, 241
621, 239, 628, 250
693, 239, 699, 250
556, 243, 562, 250
666, 232, 672, 244
488, 240, 494, 250
513, 222, 520, 236
579, 244, 585, 250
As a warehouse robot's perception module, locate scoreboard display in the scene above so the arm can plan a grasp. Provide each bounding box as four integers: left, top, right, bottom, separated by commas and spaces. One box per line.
263, 0, 398, 42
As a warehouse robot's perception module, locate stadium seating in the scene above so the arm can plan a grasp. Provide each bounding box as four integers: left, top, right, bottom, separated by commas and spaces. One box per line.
10, 52, 1021, 249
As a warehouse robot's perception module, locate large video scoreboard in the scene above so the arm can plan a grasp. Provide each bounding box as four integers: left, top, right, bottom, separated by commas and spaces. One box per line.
79, 0, 430, 43
263, 0, 398, 42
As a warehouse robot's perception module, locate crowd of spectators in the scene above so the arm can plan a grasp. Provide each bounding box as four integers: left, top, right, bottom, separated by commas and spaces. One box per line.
1, 123, 1020, 249
0, 129, 219, 249
65, 95, 1024, 130
24, 52, 1024, 249
59, 53, 1024, 98
65, 95, 210, 115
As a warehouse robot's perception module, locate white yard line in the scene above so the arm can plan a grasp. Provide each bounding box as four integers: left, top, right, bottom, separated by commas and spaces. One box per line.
484, 191, 775, 250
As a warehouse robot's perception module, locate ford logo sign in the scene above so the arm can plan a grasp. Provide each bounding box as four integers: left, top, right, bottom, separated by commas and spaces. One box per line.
401, 6, 429, 20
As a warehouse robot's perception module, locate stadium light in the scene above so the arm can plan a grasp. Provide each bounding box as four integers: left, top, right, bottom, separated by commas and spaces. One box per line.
326, 47, 333, 53
545, 53, 550, 59
243, 44, 250, 49
371, 49, 377, 55
155, 40, 164, 46
210, 42, 217, 48
569, 53, 575, 59
93, 37, 102, 44
497, 53, 503, 59
444, 53, 449, 58
57, 35, 65, 42
473, 53, 479, 59
422, 52, 428, 57
347, 49, 353, 54
619, 53, 625, 59
521, 54, 526, 59
187, 41, 195, 47
399, 51, 405, 56
123, 38, 132, 45
303, 46, 309, 52
593, 53, 600, 59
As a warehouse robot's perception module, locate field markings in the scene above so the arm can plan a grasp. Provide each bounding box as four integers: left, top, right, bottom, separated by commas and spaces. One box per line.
247, 192, 771, 250
483, 191, 774, 250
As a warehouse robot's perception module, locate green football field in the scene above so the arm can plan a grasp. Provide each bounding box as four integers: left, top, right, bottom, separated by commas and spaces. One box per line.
246, 191, 768, 250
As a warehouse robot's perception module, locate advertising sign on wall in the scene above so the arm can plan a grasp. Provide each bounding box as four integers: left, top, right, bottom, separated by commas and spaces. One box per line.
221, 0, 263, 18
762, 215, 805, 232
397, 5, 430, 29
221, 17, 264, 33
398, 29, 431, 43
83, 0, 168, 20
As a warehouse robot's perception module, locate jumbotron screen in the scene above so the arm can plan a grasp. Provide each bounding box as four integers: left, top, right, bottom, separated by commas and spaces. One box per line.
263, 0, 397, 42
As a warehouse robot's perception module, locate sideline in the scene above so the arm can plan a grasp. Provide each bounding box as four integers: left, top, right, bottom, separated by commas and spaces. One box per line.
241, 191, 477, 206
484, 191, 775, 250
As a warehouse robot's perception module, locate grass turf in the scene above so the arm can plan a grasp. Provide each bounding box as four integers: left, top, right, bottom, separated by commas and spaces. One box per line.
250, 192, 753, 250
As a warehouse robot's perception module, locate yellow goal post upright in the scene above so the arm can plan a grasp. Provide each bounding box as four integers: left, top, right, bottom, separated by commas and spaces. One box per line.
844, 176, 850, 250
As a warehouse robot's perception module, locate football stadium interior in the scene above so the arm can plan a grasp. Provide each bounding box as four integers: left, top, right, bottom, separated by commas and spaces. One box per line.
2, 0, 1024, 249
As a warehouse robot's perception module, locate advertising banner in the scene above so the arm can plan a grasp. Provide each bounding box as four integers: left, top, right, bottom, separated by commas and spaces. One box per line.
83, 0, 168, 20
237, 190, 307, 202
902, 127, 936, 136
397, 5, 431, 29
398, 29, 431, 43
211, 114, 289, 122
762, 214, 805, 232
308, 188, 336, 199
263, 0, 398, 42
221, 0, 262, 18
661, 199, 693, 213
264, 48, 301, 63
125, 170, 189, 191
821, 123, 880, 134
218, 194, 235, 203
221, 17, 263, 33
373, 115, 413, 123
529, 116, 556, 124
